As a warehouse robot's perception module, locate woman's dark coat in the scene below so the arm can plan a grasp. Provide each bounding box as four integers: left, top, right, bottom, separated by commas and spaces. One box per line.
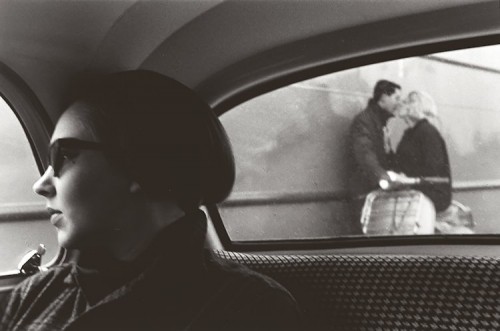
395, 119, 452, 212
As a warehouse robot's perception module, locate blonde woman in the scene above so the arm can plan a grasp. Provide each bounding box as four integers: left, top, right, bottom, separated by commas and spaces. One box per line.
395, 91, 451, 212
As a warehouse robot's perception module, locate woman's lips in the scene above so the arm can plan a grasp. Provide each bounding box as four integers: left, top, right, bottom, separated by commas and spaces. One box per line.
50, 213, 63, 226
47, 208, 63, 226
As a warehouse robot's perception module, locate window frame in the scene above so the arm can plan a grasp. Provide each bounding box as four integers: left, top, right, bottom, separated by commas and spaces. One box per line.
209, 34, 500, 252
0, 62, 64, 278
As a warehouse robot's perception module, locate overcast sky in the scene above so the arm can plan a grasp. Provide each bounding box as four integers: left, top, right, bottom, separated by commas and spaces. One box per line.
436, 44, 500, 71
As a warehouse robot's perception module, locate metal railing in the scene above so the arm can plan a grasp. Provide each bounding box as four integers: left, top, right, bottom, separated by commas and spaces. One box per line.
0, 202, 47, 222
221, 180, 500, 207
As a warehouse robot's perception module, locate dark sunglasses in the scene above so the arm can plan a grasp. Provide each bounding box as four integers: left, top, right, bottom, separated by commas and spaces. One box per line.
48, 138, 106, 177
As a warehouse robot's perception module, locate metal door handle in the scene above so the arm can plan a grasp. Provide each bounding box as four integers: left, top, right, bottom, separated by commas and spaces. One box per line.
18, 244, 46, 275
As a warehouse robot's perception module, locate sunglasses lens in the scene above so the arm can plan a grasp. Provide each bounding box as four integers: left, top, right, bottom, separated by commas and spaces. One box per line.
48, 142, 60, 177
49, 145, 56, 174
47, 139, 105, 177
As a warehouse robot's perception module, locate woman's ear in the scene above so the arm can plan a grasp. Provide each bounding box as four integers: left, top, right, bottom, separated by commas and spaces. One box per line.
129, 181, 142, 194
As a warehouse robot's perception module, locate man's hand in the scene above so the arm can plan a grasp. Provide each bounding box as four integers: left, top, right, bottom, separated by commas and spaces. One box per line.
379, 171, 415, 190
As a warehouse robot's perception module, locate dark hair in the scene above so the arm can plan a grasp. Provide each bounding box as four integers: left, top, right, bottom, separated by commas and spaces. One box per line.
372, 79, 401, 102
67, 70, 235, 211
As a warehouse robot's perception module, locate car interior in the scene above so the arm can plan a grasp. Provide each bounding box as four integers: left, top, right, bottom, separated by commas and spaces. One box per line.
0, 0, 499, 330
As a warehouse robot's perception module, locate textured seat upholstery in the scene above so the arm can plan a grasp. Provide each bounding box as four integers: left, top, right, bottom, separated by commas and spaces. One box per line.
215, 251, 499, 331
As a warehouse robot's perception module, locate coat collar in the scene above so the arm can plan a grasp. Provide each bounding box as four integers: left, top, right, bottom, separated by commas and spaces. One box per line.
73, 209, 208, 306
368, 99, 393, 126
405, 118, 429, 135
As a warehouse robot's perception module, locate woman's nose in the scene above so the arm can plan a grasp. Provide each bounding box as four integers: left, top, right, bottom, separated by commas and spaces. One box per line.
33, 166, 56, 197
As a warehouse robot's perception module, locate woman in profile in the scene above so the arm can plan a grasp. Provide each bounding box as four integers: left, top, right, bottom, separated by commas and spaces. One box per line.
1, 70, 301, 331
395, 90, 452, 213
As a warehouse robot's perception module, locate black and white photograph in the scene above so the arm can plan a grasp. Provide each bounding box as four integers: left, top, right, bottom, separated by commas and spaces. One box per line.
0, 1, 499, 330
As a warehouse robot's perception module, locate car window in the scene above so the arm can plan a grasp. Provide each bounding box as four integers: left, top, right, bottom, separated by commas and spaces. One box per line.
219, 44, 500, 242
0, 97, 57, 273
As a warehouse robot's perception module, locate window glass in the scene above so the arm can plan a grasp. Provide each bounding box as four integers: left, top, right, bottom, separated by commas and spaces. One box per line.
219, 44, 500, 242
0, 97, 57, 273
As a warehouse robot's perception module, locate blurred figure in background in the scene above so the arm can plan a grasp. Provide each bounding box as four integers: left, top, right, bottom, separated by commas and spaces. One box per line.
348, 79, 403, 233
395, 90, 451, 213
394, 90, 475, 234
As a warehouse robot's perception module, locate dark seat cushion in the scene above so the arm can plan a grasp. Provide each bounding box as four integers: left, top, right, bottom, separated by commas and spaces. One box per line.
215, 251, 499, 330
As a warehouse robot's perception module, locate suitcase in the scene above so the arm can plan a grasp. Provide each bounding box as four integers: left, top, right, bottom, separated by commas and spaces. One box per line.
361, 189, 436, 235
435, 200, 475, 234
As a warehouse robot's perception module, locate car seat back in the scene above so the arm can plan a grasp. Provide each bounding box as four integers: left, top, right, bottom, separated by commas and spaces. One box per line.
215, 251, 499, 331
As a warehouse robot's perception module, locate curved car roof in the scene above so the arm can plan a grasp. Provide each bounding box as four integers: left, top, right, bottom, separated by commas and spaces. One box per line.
0, 0, 497, 121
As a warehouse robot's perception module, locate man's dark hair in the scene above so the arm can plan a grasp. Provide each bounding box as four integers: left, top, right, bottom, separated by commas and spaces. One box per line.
66, 70, 235, 211
373, 80, 401, 102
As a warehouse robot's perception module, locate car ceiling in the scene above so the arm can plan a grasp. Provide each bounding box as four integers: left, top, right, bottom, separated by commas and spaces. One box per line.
0, 0, 497, 123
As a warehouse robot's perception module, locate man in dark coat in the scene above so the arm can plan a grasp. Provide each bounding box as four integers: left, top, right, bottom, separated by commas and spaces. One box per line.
348, 80, 402, 232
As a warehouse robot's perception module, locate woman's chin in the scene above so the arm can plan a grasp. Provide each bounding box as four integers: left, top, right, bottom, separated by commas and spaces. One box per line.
56, 230, 78, 249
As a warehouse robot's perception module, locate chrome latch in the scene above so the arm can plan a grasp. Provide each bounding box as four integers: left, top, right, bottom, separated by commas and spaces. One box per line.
18, 244, 46, 275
